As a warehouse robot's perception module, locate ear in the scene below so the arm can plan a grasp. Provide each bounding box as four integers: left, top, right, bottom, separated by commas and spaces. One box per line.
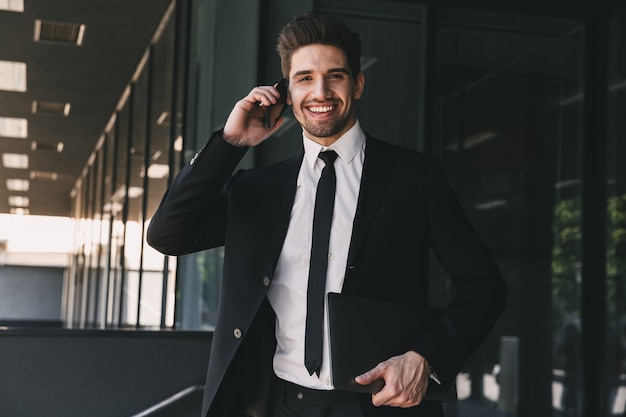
353, 72, 365, 100
285, 79, 293, 106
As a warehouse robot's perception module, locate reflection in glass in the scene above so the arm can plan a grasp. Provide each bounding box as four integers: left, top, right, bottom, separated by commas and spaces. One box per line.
434, 9, 584, 417
607, 11, 626, 417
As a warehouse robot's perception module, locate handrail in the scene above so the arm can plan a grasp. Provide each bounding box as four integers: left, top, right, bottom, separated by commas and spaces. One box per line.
130, 385, 204, 417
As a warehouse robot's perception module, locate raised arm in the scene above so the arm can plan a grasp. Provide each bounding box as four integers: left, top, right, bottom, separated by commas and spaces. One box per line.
147, 84, 287, 255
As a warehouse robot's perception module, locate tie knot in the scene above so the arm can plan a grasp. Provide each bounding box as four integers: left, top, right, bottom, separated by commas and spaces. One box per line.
319, 150, 338, 165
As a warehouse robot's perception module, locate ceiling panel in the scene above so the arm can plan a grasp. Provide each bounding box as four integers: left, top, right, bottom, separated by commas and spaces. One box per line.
0, 0, 172, 216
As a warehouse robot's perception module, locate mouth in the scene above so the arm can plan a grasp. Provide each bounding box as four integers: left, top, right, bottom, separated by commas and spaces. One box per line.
305, 104, 336, 115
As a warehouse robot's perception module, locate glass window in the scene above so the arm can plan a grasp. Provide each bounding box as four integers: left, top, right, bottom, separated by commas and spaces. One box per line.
433, 9, 584, 417
142, 13, 179, 329
88, 148, 106, 326
99, 132, 114, 327
607, 10, 626, 417
66, 3, 181, 330
121, 67, 149, 327
108, 103, 130, 327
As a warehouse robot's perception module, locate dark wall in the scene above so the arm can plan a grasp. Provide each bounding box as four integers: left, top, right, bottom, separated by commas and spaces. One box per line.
0, 265, 64, 321
0, 329, 211, 417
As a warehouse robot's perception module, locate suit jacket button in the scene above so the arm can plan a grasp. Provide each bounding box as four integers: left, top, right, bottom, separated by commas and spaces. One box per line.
233, 328, 242, 339
262, 276, 270, 287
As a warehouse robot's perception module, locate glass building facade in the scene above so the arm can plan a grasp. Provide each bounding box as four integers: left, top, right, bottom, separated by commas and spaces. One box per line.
64, 0, 626, 416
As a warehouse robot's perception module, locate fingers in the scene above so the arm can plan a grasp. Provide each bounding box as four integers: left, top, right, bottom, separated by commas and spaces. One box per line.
357, 352, 430, 408
372, 376, 427, 408
242, 85, 283, 108
222, 84, 286, 147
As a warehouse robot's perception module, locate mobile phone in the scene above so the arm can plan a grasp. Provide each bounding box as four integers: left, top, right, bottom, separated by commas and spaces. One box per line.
264, 78, 288, 129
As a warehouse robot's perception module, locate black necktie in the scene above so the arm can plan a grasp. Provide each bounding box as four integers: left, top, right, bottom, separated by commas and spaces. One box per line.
304, 150, 338, 376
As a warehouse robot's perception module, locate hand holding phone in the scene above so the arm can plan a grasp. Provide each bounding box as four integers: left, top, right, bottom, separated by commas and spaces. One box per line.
264, 78, 288, 129
223, 79, 289, 147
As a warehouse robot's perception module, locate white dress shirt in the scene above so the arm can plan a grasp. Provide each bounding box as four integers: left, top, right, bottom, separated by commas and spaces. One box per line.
267, 121, 366, 390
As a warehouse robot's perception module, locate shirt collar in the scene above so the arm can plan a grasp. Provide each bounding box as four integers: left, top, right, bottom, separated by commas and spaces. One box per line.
302, 120, 366, 169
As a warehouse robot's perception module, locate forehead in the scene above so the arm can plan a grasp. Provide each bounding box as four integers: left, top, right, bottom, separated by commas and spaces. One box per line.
289, 44, 350, 76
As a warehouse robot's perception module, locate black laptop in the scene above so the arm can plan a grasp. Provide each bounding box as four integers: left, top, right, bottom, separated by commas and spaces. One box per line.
327, 292, 457, 402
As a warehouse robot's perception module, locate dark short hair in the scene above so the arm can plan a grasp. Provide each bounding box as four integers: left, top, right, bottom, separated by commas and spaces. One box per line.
276, 12, 361, 80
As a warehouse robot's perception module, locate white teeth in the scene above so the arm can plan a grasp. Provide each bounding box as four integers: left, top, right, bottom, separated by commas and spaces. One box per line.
308, 105, 334, 113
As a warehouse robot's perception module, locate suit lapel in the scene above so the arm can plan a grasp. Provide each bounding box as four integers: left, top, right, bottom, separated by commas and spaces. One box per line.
270, 152, 304, 271
347, 137, 394, 268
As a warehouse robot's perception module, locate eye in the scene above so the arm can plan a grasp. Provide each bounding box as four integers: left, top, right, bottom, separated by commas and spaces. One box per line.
329, 73, 345, 80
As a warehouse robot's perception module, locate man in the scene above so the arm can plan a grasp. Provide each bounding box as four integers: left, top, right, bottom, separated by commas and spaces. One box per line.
147, 12, 507, 417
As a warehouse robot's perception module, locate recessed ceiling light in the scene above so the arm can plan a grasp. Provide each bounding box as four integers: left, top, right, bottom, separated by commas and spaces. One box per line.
0, 0, 24, 13
34, 19, 86, 46
29, 170, 58, 181
174, 135, 183, 151
32, 100, 71, 116
128, 186, 144, 198
103, 202, 123, 213
10, 207, 29, 215
0, 117, 28, 138
8, 195, 29, 207
2, 153, 28, 169
111, 185, 143, 201
6, 178, 29, 191
31, 140, 64, 153
0, 60, 27, 92
147, 163, 169, 179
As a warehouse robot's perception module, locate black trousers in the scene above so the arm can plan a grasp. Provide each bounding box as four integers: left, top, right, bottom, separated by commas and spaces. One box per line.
271, 378, 365, 417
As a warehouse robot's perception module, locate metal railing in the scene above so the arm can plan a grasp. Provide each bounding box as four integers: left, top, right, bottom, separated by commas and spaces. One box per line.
130, 385, 204, 417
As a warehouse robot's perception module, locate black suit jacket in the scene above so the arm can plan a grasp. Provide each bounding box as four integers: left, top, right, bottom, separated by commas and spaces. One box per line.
147, 131, 507, 417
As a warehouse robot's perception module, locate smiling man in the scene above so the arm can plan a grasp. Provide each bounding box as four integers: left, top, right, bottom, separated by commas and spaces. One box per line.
147, 12, 506, 417
285, 44, 364, 144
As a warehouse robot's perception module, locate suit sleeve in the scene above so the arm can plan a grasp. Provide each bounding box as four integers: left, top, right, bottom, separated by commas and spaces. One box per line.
146, 131, 248, 256
412, 157, 507, 390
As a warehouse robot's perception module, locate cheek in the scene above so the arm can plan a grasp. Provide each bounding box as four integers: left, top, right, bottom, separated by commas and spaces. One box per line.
288, 90, 308, 113
287, 89, 302, 107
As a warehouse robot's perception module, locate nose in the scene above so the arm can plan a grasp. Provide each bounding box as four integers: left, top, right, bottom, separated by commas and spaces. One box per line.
311, 78, 332, 100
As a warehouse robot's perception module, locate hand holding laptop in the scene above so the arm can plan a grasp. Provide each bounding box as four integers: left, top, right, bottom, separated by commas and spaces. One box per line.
327, 292, 457, 403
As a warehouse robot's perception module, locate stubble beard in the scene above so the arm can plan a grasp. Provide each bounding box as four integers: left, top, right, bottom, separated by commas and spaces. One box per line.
298, 106, 354, 141
302, 118, 348, 139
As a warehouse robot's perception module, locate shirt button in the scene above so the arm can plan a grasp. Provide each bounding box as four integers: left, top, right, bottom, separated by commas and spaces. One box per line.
262, 276, 270, 286
328, 253, 334, 260
233, 328, 242, 339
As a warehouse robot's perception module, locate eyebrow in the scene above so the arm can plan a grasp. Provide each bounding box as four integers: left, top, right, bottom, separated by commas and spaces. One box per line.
291, 67, 351, 79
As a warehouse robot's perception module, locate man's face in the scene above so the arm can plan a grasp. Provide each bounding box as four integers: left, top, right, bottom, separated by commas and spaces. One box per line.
287, 44, 365, 146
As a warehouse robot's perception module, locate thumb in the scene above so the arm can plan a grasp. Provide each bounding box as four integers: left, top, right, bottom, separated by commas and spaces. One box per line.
355, 366, 383, 385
